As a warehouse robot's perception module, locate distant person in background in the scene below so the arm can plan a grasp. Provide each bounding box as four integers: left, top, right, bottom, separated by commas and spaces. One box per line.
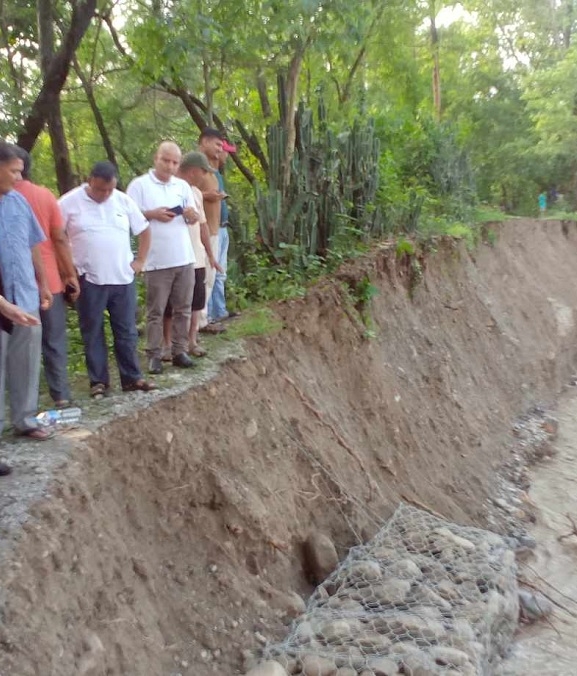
14, 147, 79, 408
207, 138, 238, 324
0, 141, 53, 441
538, 192, 547, 216
59, 161, 157, 398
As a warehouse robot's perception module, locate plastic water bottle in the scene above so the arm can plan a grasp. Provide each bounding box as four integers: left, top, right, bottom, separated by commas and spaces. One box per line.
25, 407, 82, 429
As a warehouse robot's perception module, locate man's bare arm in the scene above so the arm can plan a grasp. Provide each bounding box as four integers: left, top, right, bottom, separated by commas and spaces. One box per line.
199, 221, 223, 272
31, 245, 53, 310
131, 227, 151, 275
51, 225, 79, 300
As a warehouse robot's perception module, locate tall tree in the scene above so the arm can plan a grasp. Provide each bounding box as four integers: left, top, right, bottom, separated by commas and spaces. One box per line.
16, 0, 97, 156
37, 0, 74, 192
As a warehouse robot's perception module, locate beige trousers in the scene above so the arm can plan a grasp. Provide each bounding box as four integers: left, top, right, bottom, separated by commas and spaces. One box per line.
145, 264, 195, 357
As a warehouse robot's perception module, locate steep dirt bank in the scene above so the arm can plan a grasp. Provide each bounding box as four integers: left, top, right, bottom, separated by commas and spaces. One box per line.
1, 220, 577, 676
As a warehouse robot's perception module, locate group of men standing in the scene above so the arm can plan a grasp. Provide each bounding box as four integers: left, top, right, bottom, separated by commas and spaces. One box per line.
0, 128, 235, 474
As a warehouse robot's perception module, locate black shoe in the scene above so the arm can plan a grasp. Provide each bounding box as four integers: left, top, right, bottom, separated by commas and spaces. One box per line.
148, 357, 163, 375
172, 352, 195, 368
0, 462, 12, 476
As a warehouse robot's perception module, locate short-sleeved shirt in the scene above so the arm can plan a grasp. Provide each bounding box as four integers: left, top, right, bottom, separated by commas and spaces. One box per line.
126, 170, 196, 271
188, 186, 207, 269
0, 190, 45, 313
15, 180, 65, 294
58, 185, 149, 285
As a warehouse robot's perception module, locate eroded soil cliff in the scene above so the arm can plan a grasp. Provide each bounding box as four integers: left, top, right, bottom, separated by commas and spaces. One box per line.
1, 220, 576, 675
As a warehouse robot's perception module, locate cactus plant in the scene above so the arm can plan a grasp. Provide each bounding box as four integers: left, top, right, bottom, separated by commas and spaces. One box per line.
254, 98, 383, 266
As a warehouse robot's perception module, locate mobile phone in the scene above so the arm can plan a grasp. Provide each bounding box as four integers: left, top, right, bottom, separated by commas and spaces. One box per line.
64, 283, 77, 306
169, 205, 184, 215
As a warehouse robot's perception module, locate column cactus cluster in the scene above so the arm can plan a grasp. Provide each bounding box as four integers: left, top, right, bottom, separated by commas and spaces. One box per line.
255, 100, 384, 266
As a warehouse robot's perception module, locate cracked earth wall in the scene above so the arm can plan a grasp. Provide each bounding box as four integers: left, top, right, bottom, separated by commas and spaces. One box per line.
0, 221, 576, 676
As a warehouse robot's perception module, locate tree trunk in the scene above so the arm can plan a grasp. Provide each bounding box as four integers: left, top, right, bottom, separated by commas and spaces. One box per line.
37, 0, 74, 191
563, 0, 573, 48
235, 119, 268, 176
17, 0, 97, 152
281, 46, 306, 200
73, 58, 119, 177
202, 58, 213, 126
256, 71, 272, 118
430, 1, 441, 120
48, 102, 75, 193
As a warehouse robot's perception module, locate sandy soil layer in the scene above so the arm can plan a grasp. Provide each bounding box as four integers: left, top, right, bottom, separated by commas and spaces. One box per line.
1, 220, 577, 675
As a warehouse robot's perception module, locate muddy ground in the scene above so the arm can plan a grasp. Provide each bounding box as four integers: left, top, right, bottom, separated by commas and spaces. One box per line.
503, 387, 577, 675
1, 220, 577, 676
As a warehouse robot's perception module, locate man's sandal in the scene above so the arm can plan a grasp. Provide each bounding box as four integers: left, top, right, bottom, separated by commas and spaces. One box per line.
16, 428, 55, 441
189, 345, 207, 357
54, 399, 73, 408
90, 383, 109, 399
122, 379, 158, 393
199, 323, 226, 335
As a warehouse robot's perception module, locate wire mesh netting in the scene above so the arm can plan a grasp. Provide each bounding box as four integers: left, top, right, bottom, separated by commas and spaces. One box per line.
265, 504, 519, 676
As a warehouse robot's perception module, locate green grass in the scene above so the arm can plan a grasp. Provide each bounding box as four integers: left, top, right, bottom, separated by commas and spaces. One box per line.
470, 205, 510, 223
216, 307, 283, 340
444, 223, 476, 248
543, 210, 577, 221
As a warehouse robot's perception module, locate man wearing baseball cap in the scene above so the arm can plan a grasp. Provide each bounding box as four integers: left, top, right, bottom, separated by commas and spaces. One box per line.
175, 151, 222, 356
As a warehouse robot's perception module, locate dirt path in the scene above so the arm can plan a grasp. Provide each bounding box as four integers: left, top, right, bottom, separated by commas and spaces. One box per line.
504, 389, 577, 675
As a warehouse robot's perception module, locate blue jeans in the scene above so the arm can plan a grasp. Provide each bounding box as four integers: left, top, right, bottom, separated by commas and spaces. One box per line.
208, 226, 229, 320
76, 277, 142, 388
40, 292, 71, 402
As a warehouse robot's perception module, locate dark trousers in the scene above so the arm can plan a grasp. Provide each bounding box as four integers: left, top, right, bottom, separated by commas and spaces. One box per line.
77, 277, 142, 388
40, 292, 70, 403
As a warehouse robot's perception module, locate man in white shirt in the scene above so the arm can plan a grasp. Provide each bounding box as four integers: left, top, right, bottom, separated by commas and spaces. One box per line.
59, 161, 156, 398
127, 142, 199, 374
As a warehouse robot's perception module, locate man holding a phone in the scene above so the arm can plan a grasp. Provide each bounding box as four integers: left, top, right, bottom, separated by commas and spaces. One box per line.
127, 141, 199, 374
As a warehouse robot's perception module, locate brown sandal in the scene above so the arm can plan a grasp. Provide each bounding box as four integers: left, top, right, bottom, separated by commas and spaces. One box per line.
90, 383, 109, 399
189, 345, 207, 357
199, 323, 226, 335
122, 379, 158, 393
17, 427, 55, 441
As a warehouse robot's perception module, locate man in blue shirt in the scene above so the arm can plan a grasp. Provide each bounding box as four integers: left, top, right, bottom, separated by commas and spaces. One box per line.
0, 142, 53, 441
